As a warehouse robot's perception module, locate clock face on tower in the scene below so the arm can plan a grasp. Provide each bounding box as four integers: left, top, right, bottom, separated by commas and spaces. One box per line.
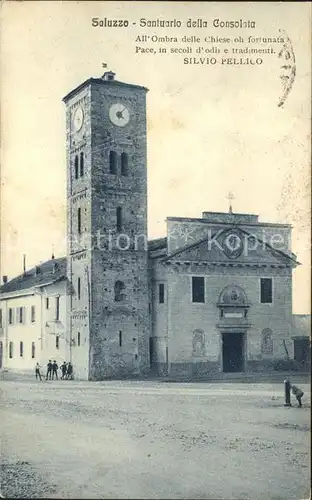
73, 106, 84, 131
109, 103, 130, 127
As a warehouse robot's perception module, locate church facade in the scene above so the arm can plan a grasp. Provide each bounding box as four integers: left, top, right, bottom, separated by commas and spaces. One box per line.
149, 212, 298, 378
1, 71, 309, 379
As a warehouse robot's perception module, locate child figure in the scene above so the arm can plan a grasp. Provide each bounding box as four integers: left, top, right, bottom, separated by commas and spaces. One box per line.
290, 383, 304, 407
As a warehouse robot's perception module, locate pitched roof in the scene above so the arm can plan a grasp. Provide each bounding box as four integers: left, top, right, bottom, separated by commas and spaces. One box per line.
161, 228, 299, 267
0, 257, 67, 295
148, 237, 167, 251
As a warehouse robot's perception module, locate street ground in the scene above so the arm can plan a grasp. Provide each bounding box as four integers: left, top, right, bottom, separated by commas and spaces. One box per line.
0, 376, 310, 499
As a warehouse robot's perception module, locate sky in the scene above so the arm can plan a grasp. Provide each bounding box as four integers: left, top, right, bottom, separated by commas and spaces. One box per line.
0, 1, 311, 313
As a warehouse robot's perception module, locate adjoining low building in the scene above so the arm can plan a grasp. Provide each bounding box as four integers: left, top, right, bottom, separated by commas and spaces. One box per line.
0, 257, 69, 372
292, 314, 311, 368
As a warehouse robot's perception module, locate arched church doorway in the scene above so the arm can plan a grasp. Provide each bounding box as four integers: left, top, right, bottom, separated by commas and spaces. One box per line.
218, 285, 249, 373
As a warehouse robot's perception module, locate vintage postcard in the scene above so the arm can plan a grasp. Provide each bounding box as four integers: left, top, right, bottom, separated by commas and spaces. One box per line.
0, 1, 311, 499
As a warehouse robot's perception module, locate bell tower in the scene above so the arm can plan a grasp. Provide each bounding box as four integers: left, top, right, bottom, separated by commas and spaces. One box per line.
63, 71, 150, 379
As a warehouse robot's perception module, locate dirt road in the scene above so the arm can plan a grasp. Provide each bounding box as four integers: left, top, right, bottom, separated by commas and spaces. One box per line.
1, 379, 310, 499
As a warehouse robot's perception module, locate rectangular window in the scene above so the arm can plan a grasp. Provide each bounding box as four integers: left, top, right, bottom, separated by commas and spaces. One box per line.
20, 341, 23, 357
9, 341, 13, 358
78, 278, 81, 300
56, 336, 60, 349
8, 308, 14, 324
260, 278, 273, 304
192, 277, 205, 303
78, 207, 82, 234
119, 331, 122, 347
46, 298, 49, 309
77, 332, 81, 347
31, 305, 36, 323
31, 342, 35, 359
56, 297, 60, 320
0, 309, 2, 328
19, 307, 24, 324
159, 283, 165, 304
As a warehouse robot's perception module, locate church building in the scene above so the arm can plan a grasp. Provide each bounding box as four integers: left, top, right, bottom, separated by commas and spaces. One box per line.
0, 71, 309, 379
149, 211, 299, 377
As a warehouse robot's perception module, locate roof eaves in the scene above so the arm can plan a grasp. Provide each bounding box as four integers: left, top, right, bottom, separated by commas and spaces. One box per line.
33, 275, 67, 289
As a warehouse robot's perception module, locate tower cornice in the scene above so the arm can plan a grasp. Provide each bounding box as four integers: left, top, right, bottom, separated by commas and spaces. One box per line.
63, 77, 149, 104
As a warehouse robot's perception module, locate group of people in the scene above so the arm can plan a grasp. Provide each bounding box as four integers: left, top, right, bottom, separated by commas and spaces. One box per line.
35, 360, 74, 381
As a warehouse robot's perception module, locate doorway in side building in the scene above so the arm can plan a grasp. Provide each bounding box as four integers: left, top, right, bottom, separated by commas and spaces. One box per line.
222, 332, 245, 372
293, 337, 310, 368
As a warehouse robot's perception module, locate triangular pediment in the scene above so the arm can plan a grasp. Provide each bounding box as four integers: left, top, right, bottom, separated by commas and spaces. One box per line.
163, 228, 298, 267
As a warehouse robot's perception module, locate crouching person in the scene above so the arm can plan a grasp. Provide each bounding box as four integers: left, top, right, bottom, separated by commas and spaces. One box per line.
291, 383, 304, 407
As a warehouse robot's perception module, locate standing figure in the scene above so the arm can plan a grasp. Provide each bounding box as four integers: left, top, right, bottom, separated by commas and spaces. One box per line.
46, 359, 53, 380
60, 361, 67, 380
52, 360, 59, 380
291, 383, 304, 407
35, 362, 42, 381
67, 362, 73, 380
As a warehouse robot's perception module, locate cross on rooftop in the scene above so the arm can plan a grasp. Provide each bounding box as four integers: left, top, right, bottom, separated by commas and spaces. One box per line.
227, 192, 235, 214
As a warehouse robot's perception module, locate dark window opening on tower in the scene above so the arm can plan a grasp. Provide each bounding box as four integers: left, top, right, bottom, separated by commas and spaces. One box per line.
116, 206, 122, 232
114, 281, 125, 302
109, 151, 117, 174
20, 341, 24, 357
192, 276, 205, 303
80, 152, 84, 177
78, 207, 82, 234
77, 277, 81, 300
31, 342, 35, 359
74, 155, 79, 179
56, 336, 60, 349
77, 331, 81, 346
55, 296, 60, 320
121, 153, 128, 176
159, 283, 165, 304
119, 331, 122, 347
9, 341, 13, 358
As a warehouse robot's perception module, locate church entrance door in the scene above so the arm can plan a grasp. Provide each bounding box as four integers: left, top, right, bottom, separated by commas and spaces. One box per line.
222, 332, 245, 372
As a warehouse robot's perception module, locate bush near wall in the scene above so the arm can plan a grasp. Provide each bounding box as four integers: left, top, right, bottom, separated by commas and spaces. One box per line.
273, 359, 308, 371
